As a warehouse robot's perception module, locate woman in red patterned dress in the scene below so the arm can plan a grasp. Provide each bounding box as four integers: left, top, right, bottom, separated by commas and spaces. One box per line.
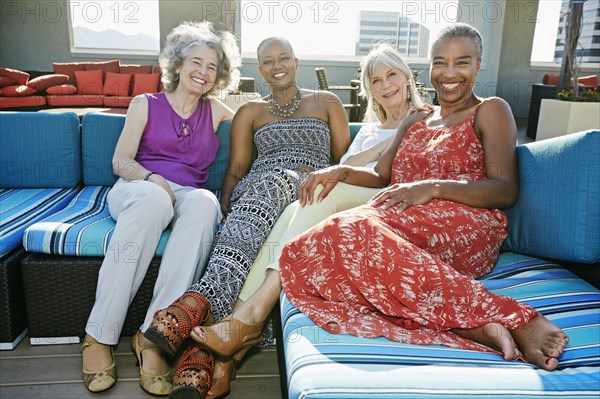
279, 23, 568, 371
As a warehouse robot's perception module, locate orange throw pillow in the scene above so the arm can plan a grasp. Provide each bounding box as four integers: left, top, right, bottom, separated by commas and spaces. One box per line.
75, 69, 103, 95
83, 60, 120, 80
132, 73, 160, 96
0, 85, 37, 97
0, 67, 30, 85
0, 75, 17, 88
46, 84, 78, 95
53, 62, 86, 84
102, 72, 131, 96
27, 74, 69, 92
120, 64, 153, 74
577, 75, 599, 87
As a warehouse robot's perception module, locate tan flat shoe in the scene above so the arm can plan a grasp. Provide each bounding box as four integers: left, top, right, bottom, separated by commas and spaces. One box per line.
81, 334, 117, 393
132, 331, 172, 396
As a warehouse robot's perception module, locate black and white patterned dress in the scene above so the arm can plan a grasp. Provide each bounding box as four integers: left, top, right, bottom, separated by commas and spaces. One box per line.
188, 117, 331, 322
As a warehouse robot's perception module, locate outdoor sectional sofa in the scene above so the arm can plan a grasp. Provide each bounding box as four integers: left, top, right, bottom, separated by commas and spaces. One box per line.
0, 110, 598, 398
0, 62, 160, 110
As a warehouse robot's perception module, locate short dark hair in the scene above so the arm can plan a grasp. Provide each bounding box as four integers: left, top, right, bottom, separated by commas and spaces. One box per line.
430, 23, 483, 61
256, 37, 296, 62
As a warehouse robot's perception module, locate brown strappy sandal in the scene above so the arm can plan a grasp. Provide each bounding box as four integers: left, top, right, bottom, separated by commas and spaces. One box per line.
145, 291, 212, 356
169, 345, 215, 399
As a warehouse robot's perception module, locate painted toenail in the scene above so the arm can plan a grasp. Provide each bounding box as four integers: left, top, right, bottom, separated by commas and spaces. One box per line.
545, 358, 551, 365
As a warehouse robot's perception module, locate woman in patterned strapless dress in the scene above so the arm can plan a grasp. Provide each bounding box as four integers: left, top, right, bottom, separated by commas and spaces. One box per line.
145, 37, 351, 398
280, 24, 568, 373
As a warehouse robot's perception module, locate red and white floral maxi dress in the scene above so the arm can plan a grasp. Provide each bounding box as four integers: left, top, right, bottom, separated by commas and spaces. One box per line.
279, 114, 538, 352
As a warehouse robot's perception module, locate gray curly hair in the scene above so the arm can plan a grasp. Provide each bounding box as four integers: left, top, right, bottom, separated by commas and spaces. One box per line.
159, 21, 241, 96
359, 43, 423, 123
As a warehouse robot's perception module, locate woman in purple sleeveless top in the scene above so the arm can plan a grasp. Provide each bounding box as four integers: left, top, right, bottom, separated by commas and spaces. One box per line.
81, 21, 241, 396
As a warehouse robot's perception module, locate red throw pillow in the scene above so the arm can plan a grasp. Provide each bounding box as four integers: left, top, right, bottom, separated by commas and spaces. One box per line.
83, 60, 120, 80
75, 69, 103, 95
119, 64, 153, 74
0, 67, 30, 85
0, 84, 37, 97
27, 74, 69, 92
132, 73, 160, 96
577, 75, 599, 88
53, 62, 86, 84
46, 84, 78, 95
0, 75, 17, 88
542, 73, 560, 85
102, 72, 131, 96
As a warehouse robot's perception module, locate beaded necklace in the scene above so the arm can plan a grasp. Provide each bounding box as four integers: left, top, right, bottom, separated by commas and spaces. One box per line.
268, 88, 301, 118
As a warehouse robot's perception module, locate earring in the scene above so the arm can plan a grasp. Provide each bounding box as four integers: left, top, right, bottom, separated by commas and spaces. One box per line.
407, 90, 411, 102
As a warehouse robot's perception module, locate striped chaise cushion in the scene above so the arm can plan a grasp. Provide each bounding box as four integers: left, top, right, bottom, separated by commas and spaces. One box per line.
0, 188, 79, 257
23, 186, 169, 256
280, 252, 600, 399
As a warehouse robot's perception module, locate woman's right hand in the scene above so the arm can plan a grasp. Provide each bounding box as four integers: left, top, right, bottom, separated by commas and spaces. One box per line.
408, 103, 435, 115
299, 165, 349, 206
148, 174, 176, 205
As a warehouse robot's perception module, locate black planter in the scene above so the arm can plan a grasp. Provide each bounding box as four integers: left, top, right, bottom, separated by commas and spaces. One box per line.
526, 84, 558, 140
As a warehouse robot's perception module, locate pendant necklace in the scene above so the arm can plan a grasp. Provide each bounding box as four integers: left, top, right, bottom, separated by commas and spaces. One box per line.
268, 88, 301, 118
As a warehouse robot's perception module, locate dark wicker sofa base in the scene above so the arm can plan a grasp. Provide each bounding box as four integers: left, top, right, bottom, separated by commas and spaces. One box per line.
21, 253, 160, 341
0, 248, 29, 348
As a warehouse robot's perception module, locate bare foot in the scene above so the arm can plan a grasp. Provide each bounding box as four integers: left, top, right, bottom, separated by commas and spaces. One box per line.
453, 323, 522, 360
509, 314, 568, 371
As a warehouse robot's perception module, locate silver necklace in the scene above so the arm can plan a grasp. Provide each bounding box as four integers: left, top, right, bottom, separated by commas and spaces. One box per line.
268, 88, 301, 118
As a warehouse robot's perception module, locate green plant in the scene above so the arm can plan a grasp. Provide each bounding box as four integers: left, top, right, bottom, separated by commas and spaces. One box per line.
556, 87, 599, 102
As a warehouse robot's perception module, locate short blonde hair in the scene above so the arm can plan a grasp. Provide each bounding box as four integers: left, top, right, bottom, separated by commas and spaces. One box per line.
359, 44, 423, 123
159, 21, 241, 96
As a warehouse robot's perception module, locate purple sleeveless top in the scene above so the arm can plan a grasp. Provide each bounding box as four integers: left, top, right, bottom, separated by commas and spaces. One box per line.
136, 93, 219, 188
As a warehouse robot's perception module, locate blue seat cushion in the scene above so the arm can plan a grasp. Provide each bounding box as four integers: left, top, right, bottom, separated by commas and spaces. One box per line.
23, 186, 169, 256
502, 130, 600, 263
0, 188, 79, 257
0, 112, 81, 188
280, 252, 600, 399
82, 112, 233, 192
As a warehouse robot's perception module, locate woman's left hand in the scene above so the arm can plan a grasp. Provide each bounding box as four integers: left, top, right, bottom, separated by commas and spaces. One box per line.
368, 181, 436, 212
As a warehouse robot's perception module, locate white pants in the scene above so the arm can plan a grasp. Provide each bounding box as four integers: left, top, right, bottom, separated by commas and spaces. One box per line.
239, 182, 381, 301
86, 178, 222, 344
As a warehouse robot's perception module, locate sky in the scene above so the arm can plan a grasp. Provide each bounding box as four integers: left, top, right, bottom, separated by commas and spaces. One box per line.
239, 0, 563, 60
531, 0, 563, 62
69, 0, 563, 61
240, 0, 461, 56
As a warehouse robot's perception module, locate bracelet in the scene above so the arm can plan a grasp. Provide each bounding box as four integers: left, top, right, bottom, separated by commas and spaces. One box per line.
143, 171, 155, 181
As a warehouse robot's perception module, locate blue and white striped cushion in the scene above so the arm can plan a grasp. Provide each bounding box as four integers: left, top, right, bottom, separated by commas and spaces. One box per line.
280, 253, 600, 399
23, 186, 170, 256
0, 188, 79, 257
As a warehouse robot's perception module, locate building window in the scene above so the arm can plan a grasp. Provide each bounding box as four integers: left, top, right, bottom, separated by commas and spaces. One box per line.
68, 0, 159, 54
240, 0, 457, 59
531, 0, 600, 64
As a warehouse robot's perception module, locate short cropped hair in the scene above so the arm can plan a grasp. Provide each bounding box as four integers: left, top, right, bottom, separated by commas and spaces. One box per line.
430, 23, 483, 61
359, 43, 423, 123
159, 21, 241, 96
256, 37, 296, 63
